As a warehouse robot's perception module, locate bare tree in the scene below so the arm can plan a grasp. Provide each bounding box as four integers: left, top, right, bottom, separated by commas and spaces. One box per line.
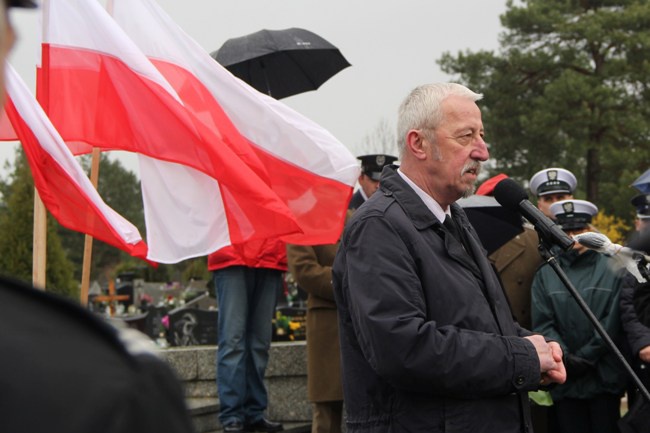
356, 118, 398, 157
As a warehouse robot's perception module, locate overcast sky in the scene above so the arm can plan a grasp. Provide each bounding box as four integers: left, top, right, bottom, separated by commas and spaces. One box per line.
3, 0, 508, 177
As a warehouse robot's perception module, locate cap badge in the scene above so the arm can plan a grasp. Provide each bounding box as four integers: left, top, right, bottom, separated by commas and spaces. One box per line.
562, 201, 574, 213
547, 170, 558, 181
376, 155, 386, 166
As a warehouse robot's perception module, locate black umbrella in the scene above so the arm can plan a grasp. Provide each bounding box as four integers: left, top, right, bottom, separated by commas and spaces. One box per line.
212, 27, 351, 99
457, 195, 524, 256
632, 168, 650, 194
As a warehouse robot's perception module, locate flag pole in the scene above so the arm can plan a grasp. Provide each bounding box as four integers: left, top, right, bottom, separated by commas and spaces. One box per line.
80, 147, 101, 306
80, 0, 112, 307
32, 191, 47, 289
32, 0, 50, 291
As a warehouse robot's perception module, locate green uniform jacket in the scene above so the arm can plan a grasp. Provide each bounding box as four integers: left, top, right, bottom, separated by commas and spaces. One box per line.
532, 249, 627, 400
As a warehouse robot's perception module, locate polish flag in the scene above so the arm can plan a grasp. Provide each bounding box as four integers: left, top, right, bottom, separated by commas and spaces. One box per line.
0, 62, 148, 261
37, 0, 301, 263
109, 0, 360, 246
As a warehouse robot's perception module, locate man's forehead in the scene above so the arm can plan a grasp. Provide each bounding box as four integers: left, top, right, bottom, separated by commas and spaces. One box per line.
440, 97, 482, 127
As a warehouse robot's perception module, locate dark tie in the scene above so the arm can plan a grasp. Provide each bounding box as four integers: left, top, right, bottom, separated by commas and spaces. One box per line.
444, 214, 476, 256
443, 215, 462, 245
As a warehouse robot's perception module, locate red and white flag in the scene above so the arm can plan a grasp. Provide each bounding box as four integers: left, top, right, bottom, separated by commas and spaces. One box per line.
0, 62, 148, 260
38, 0, 301, 263
109, 0, 360, 246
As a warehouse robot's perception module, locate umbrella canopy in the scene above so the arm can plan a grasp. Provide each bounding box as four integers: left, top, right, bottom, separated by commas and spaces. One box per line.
632, 168, 650, 194
457, 195, 524, 256
212, 27, 351, 99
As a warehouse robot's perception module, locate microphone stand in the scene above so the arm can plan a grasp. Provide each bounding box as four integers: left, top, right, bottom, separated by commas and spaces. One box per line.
537, 240, 650, 403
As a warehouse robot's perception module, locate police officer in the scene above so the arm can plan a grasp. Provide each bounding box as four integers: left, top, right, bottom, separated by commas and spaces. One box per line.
532, 199, 627, 433
348, 154, 398, 210
631, 193, 650, 233
529, 167, 578, 218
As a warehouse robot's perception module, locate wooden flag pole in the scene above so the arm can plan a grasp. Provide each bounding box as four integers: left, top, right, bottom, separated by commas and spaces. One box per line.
32, 191, 47, 290
80, 148, 101, 306
32, 0, 50, 291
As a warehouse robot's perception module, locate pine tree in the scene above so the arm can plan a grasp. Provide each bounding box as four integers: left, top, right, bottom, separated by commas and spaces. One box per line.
0, 149, 77, 298
439, 0, 650, 222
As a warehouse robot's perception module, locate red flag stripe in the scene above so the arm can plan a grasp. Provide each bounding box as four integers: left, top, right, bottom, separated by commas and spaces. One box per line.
3, 64, 149, 260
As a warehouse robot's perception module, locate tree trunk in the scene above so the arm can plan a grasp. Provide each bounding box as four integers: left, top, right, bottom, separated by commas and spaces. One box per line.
586, 147, 600, 203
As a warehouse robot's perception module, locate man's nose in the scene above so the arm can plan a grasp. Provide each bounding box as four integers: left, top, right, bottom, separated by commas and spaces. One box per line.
471, 136, 489, 162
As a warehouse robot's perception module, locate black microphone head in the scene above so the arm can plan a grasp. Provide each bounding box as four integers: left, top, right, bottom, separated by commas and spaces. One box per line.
493, 178, 529, 211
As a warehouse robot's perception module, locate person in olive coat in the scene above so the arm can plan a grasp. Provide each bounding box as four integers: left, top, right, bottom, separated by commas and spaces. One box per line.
287, 211, 352, 433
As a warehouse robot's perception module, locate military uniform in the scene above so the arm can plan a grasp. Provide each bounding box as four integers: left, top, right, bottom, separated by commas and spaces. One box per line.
529, 167, 577, 197
489, 227, 542, 329
349, 154, 398, 210
287, 211, 353, 433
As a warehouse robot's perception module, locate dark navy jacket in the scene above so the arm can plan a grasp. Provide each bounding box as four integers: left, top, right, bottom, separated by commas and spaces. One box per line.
333, 167, 540, 433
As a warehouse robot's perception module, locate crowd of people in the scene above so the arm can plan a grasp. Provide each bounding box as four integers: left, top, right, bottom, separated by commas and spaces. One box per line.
2, 2, 650, 433
213, 84, 649, 433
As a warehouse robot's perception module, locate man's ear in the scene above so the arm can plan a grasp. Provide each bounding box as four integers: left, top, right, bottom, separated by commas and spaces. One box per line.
405, 130, 427, 161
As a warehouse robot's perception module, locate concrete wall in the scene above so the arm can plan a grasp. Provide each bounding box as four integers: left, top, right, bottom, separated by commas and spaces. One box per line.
160, 341, 311, 423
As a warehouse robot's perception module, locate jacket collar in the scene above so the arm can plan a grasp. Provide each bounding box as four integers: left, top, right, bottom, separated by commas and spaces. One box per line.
380, 166, 482, 276
379, 166, 441, 231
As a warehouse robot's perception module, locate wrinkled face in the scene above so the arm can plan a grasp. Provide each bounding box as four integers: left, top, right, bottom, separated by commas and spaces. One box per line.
358, 173, 380, 199
424, 95, 489, 206
0, 3, 16, 106
538, 193, 572, 218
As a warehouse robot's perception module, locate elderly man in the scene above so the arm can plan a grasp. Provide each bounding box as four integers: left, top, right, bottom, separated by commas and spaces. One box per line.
332, 83, 566, 433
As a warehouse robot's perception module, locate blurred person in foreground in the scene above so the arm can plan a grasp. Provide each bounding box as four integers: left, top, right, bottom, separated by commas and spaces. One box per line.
630, 193, 650, 328
0, 2, 194, 432
332, 82, 566, 433
620, 193, 650, 409
532, 199, 626, 433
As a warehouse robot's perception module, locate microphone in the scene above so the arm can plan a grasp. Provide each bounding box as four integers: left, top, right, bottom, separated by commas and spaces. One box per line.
573, 232, 649, 283
493, 178, 574, 251
573, 232, 650, 263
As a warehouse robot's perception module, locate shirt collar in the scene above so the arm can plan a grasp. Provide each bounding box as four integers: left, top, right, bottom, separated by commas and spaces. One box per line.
397, 168, 449, 223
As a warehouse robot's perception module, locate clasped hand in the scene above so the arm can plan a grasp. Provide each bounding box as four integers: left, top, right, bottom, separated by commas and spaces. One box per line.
525, 335, 567, 386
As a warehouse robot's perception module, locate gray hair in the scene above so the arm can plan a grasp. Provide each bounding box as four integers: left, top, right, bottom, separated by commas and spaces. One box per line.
396, 83, 483, 157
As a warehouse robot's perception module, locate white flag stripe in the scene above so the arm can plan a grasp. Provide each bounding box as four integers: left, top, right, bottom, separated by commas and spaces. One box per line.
138, 155, 231, 263
111, 0, 359, 185
43, 0, 180, 102
43, 0, 240, 262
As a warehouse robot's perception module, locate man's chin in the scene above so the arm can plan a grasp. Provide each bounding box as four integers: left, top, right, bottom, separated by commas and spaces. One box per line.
461, 185, 476, 199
